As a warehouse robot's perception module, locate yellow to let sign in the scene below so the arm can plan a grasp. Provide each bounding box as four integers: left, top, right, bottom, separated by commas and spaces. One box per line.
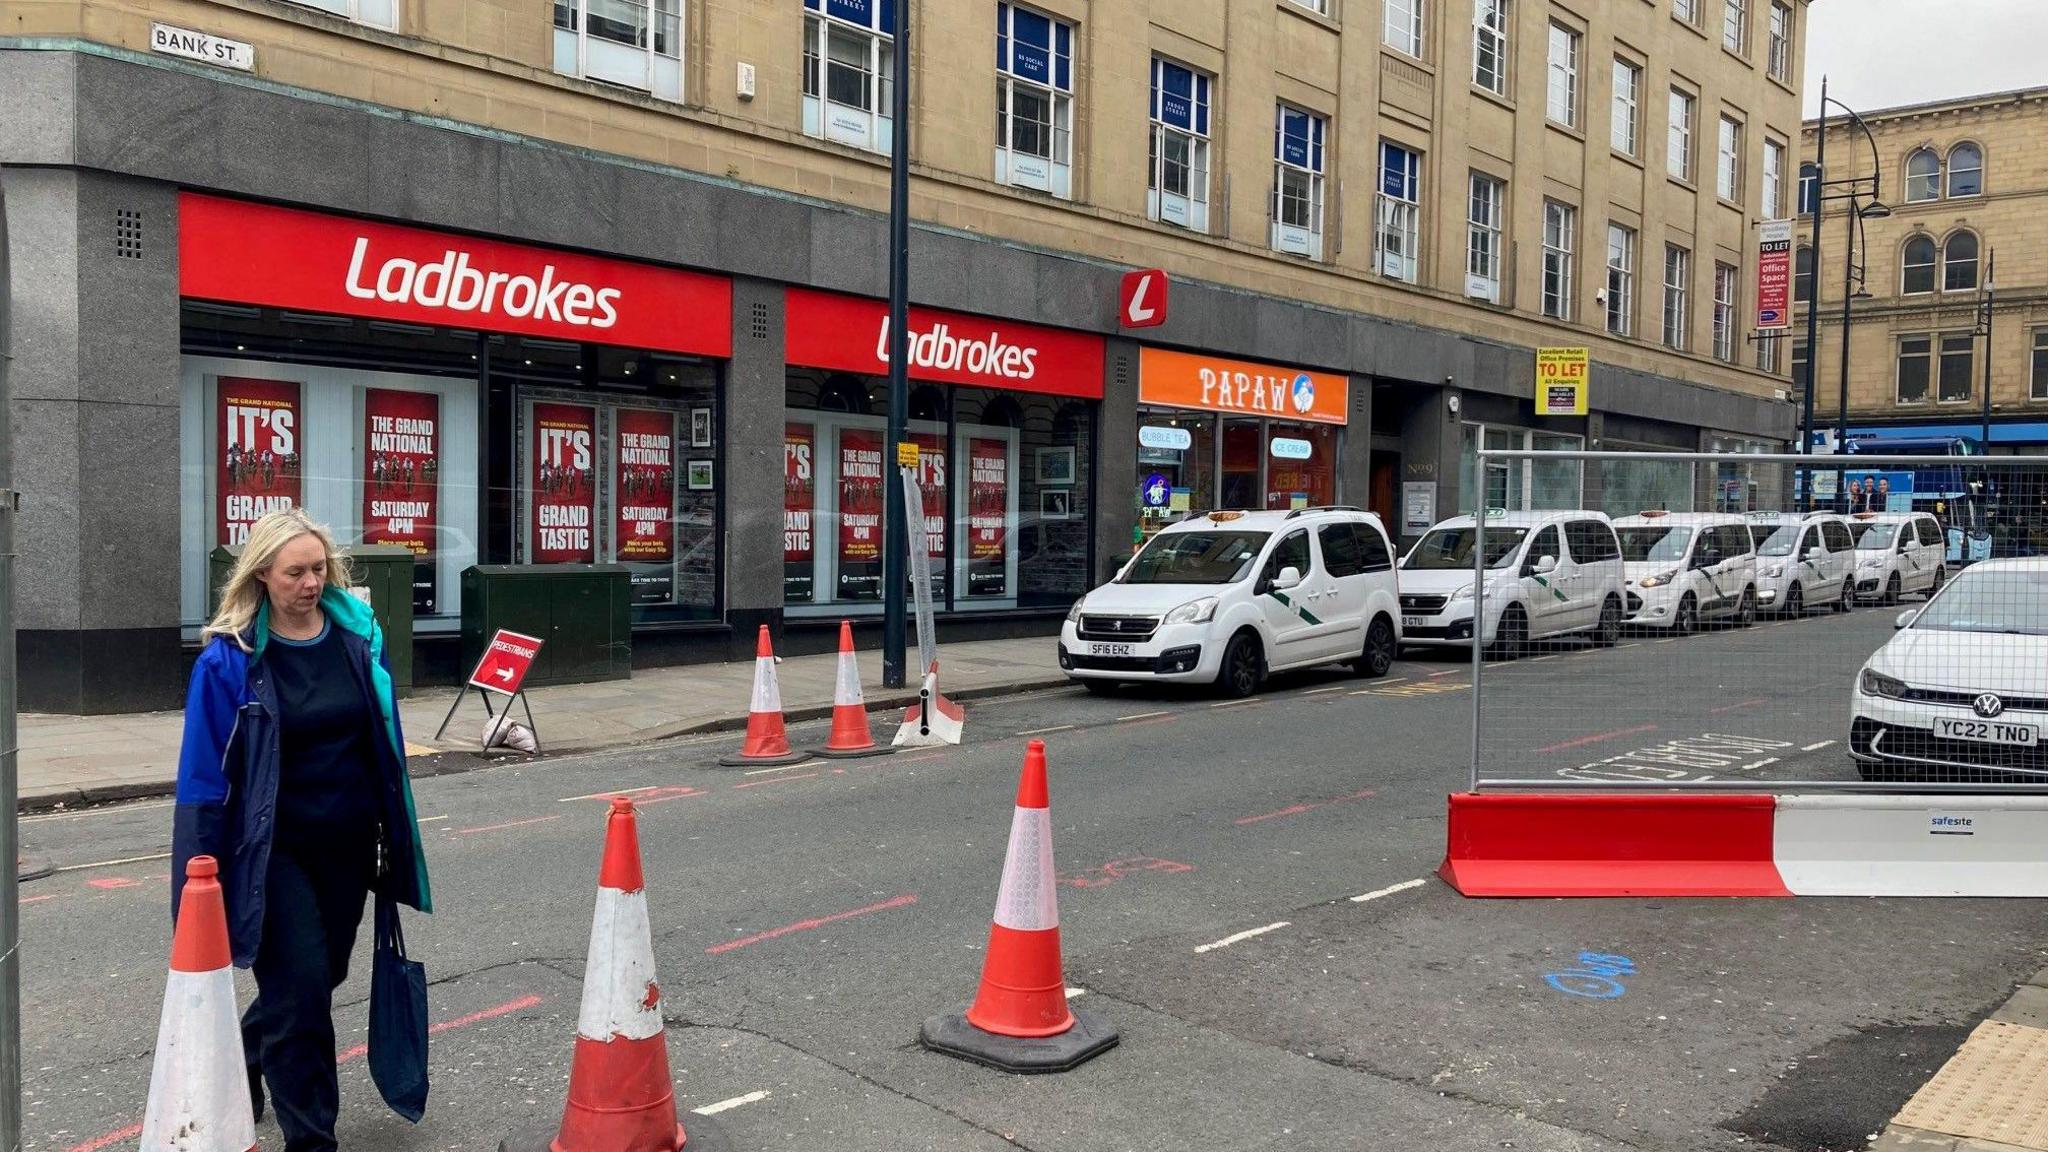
896, 441, 920, 468
1535, 347, 1590, 416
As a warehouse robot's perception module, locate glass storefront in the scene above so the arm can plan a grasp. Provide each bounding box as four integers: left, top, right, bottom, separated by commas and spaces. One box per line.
1707, 433, 1785, 512
1598, 444, 1695, 515
1458, 425, 1584, 513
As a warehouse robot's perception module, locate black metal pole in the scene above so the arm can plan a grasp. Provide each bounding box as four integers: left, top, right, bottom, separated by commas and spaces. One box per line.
881, 0, 911, 689
1801, 77, 1826, 458
1835, 190, 1857, 508
1981, 250, 1996, 451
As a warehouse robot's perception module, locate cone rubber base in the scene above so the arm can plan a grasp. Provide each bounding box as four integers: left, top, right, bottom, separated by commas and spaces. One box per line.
499, 1111, 730, 1152
813, 743, 895, 760
715, 748, 809, 769
918, 1008, 1118, 1074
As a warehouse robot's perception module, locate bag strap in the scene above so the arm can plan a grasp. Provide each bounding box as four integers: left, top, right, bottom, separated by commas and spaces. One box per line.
376, 892, 407, 958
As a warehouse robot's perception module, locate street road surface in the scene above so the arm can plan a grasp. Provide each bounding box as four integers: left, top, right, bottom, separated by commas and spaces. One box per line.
16, 607, 2047, 1151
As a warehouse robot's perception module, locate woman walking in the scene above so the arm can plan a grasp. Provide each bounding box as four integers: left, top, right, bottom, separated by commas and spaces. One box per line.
172, 507, 432, 1151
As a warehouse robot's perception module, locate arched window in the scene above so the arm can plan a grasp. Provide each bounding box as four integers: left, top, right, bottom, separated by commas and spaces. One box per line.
1948, 143, 1983, 197
1943, 230, 1980, 292
1797, 162, 1819, 215
1901, 235, 1938, 294
1794, 244, 1814, 302
1905, 148, 1941, 202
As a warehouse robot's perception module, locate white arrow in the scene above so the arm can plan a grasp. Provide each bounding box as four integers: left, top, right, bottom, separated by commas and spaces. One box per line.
1125, 273, 1158, 326
495, 667, 514, 681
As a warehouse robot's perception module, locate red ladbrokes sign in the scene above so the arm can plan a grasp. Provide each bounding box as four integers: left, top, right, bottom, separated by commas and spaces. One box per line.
783, 287, 1105, 399
178, 193, 732, 356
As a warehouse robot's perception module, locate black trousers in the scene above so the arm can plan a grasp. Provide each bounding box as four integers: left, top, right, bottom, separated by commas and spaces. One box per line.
243, 841, 374, 1152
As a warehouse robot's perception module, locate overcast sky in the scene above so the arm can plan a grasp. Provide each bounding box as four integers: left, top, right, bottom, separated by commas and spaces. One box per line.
1805, 0, 2048, 116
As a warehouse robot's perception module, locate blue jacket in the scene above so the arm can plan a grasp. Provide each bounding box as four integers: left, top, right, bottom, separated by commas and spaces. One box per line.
172, 587, 433, 967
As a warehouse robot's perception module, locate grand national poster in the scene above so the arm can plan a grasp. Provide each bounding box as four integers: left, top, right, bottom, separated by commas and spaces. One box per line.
837, 428, 884, 600
911, 431, 949, 601
217, 377, 303, 546
530, 402, 597, 564
967, 438, 1009, 597
785, 423, 816, 602
615, 408, 676, 604
361, 388, 440, 612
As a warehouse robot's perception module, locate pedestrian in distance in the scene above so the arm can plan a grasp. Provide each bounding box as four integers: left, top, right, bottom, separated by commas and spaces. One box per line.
1845, 477, 1865, 515
172, 507, 433, 1152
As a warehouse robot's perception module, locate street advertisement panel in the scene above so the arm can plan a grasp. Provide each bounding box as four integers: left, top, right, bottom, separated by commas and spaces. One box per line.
837, 428, 885, 600
1534, 347, 1591, 416
785, 422, 817, 602
1755, 219, 1794, 331
530, 402, 597, 564
614, 408, 676, 604
967, 437, 1010, 597
912, 431, 950, 602
361, 388, 440, 612
218, 377, 302, 546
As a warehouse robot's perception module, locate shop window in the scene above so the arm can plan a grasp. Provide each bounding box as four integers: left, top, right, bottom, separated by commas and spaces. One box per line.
553, 0, 683, 101
1599, 451, 1695, 515
1273, 104, 1328, 260
995, 3, 1075, 198
1135, 409, 1215, 539
1149, 57, 1213, 233
1459, 425, 1583, 513
803, 0, 896, 153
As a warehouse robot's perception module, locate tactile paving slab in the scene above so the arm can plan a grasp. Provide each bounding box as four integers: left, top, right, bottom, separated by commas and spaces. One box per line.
1895, 1020, 2048, 1150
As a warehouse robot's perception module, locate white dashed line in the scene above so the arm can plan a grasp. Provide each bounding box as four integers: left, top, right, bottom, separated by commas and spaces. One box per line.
1064, 986, 1088, 999
1305, 685, 1353, 695
1350, 877, 1429, 904
742, 763, 806, 777
417, 815, 451, 825
1528, 654, 1560, 663
53, 851, 171, 873
1802, 740, 1838, 752
1017, 724, 1076, 736
1117, 711, 1172, 722
692, 1090, 770, 1116
1194, 921, 1291, 954
1738, 757, 1781, 771
1210, 698, 1263, 709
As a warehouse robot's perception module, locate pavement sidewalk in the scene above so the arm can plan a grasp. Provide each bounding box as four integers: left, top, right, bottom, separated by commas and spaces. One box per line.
16, 634, 1067, 811
1875, 969, 2048, 1152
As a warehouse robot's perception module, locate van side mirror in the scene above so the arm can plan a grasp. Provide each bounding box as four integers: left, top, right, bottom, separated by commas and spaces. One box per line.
1532, 554, 1559, 576
1272, 565, 1304, 591
1804, 547, 1826, 563
1895, 608, 1919, 630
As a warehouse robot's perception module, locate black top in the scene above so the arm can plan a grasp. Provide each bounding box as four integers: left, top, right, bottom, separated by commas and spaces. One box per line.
265, 619, 380, 846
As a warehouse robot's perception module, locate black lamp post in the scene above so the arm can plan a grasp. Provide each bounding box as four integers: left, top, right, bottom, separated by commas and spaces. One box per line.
1802, 79, 1885, 509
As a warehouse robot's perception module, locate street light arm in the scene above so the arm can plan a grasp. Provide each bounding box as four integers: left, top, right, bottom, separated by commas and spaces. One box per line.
1820, 96, 1886, 205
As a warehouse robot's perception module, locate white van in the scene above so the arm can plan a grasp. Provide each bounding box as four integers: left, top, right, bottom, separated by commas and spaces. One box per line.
1611, 511, 1760, 632
1846, 511, 1949, 604
1396, 510, 1627, 658
1059, 507, 1403, 698
1748, 511, 1857, 615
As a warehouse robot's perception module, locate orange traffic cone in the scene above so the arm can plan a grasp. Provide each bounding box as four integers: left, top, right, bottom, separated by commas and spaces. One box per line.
718, 625, 807, 767
919, 741, 1117, 1073
892, 660, 965, 748
502, 798, 727, 1152
815, 621, 892, 759
138, 856, 257, 1152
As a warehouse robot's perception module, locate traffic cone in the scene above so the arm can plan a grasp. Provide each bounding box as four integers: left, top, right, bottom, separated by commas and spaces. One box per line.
138, 856, 257, 1152
717, 625, 807, 767
892, 660, 965, 748
919, 741, 1118, 1073
815, 621, 892, 759
501, 798, 727, 1152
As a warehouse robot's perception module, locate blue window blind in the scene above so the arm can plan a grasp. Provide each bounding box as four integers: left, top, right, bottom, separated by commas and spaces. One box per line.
1276, 106, 1325, 173
1380, 142, 1419, 199
998, 3, 1072, 91
1151, 58, 1211, 137
805, 0, 893, 33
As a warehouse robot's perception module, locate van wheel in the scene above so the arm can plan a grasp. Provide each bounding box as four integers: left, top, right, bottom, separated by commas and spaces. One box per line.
1675, 594, 1699, 636
1216, 632, 1263, 699
1883, 573, 1902, 606
1834, 582, 1853, 613
1486, 606, 1527, 661
1785, 584, 1804, 616
1593, 597, 1622, 647
1080, 679, 1119, 697
1356, 616, 1397, 679
1930, 565, 1947, 596
1736, 587, 1757, 628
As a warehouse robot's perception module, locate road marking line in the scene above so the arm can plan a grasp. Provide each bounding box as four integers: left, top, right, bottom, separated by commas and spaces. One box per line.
20, 893, 60, 905
1376, 677, 1411, 687
22, 799, 175, 825
1710, 698, 1768, 715
59, 1123, 143, 1152
733, 772, 821, 790
1017, 724, 1076, 736
694, 1090, 772, 1116
1351, 877, 1429, 903
452, 815, 562, 836
1195, 921, 1290, 954
1305, 685, 1353, 695
1428, 669, 1460, 678
1210, 698, 1262, 708
1117, 711, 1172, 722
53, 851, 170, 873
1738, 757, 1781, 771
87, 877, 140, 890
1802, 740, 1838, 752
337, 993, 544, 1062
1534, 724, 1657, 754
707, 894, 918, 955
743, 763, 805, 776
1615, 642, 1641, 649
1064, 987, 1088, 999
557, 784, 662, 803
1235, 789, 1375, 826
1655, 637, 1681, 644
419, 815, 451, 824
1528, 654, 1560, 662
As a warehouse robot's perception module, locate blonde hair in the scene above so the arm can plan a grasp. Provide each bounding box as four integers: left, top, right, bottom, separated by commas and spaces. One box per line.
203, 508, 353, 651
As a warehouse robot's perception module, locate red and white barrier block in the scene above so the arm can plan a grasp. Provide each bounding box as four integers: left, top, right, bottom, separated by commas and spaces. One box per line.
1440, 792, 2048, 898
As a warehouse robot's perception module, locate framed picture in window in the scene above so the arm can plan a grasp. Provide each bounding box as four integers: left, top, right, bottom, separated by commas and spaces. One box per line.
687, 459, 715, 490
689, 407, 714, 448
1035, 446, 1075, 486
1039, 488, 1073, 520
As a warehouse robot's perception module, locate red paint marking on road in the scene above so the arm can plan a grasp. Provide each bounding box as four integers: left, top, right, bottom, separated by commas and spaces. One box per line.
20, 893, 60, 905
86, 877, 139, 890
1533, 724, 1658, 754
1710, 698, 1768, 715
336, 993, 545, 1062
733, 772, 821, 790
1234, 789, 1376, 826
452, 814, 562, 835
1059, 857, 1196, 889
60, 1123, 143, 1152
706, 894, 917, 955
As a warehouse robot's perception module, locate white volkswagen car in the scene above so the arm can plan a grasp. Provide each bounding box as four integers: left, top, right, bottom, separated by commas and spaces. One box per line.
1748, 511, 1856, 616
1847, 511, 1949, 604
1850, 558, 2048, 781
1059, 508, 1403, 697
1612, 511, 1760, 633
1397, 510, 1626, 658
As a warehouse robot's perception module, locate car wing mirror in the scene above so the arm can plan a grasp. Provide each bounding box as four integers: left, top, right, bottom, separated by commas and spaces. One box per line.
1894, 608, 1919, 630
1531, 554, 1559, 576
1272, 565, 1304, 591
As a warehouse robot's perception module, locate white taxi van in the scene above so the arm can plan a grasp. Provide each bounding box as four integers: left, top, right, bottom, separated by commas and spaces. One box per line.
1846, 511, 1949, 604
1611, 511, 1760, 632
1059, 507, 1403, 698
1396, 510, 1627, 658
1747, 511, 1856, 616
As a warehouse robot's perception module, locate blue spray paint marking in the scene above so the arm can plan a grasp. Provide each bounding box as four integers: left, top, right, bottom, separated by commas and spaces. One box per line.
1543, 952, 1637, 999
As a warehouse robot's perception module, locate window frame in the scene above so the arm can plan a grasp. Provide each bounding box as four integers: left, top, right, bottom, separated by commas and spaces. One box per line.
1376, 141, 1424, 283
802, 0, 895, 152
1722, 0, 1749, 55
1606, 222, 1637, 337
1905, 148, 1941, 203
1896, 334, 1933, 405
1542, 200, 1577, 321
1668, 88, 1696, 181
1938, 334, 1975, 403
1385, 0, 1426, 59
1546, 23, 1582, 128
1762, 138, 1786, 218
1611, 57, 1642, 156
1716, 114, 1743, 202
1272, 103, 1329, 261
1148, 57, 1214, 233
1675, 0, 1699, 27
1902, 234, 1938, 295
994, 2, 1076, 199
296, 0, 396, 30
1948, 143, 1984, 198
1467, 171, 1506, 302
1767, 2, 1792, 81
1662, 244, 1691, 350
1794, 243, 1813, 303
555, 0, 683, 101
1473, 0, 1511, 97
1943, 230, 1980, 293
2032, 329, 2048, 402
1712, 261, 1738, 362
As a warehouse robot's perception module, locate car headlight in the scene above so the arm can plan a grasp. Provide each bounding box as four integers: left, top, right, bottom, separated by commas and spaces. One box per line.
1066, 600, 1085, 624
1638, 570, 1678, 589
1162, 597, 1218, 625
1761, 563, 1784, 578
1860, 668, 1910, 699
1451, 583, 1474, 602
1859, 556, 1883, 569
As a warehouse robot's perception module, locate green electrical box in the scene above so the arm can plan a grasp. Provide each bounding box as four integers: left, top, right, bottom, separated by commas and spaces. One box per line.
460, 565, 632, 689
207, 543, 418, 691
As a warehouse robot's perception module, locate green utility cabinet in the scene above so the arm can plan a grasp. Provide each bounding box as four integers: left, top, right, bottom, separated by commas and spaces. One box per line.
207, 543, 418, 691
460, 564, 632, 688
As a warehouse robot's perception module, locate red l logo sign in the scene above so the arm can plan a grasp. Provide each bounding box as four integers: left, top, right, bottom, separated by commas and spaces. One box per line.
1119, 269, 1168, 329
